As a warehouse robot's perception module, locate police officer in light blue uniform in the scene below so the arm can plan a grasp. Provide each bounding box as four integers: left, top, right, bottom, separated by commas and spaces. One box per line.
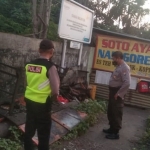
103, 51, 131, 139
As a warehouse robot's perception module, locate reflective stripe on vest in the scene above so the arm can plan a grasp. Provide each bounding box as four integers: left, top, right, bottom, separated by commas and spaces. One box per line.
25, 64, 51, 103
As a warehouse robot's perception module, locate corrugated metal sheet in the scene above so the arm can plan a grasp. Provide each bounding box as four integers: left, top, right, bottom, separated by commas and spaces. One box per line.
90, 71, 150, 109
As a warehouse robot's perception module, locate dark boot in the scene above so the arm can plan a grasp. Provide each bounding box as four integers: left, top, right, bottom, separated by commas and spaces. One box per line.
106, 133, 119, 139
103, 128, 113, 134
105, 129, 119, 139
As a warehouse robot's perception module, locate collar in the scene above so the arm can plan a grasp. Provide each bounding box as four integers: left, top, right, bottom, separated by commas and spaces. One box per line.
118, 61, 125, 68
39, 56, 49, 60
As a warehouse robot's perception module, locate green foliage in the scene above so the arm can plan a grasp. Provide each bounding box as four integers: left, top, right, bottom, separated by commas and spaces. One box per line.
48, 0, 63, 41
63, 100, 107, 140
140, 118, 150, 148
48, 21, 61, 41
0, 126, 22, 150
0, 14, 31, 34
0, 139, 22, 150
51, 0, 61, 24
0, 0, 31, 35
76, 99, 107, 115
9, 126, 22, 142
133, 117, 150, 150
0, 0, 149, 40
0, 0, 31, 26
89, 0, 150, 39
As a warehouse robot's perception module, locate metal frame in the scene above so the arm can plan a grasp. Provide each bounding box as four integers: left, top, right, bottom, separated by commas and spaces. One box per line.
0, 63, 21, 115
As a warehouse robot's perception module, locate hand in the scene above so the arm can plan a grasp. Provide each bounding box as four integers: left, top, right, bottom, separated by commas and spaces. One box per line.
114, 94, 118, 100
53, 95, 68, 108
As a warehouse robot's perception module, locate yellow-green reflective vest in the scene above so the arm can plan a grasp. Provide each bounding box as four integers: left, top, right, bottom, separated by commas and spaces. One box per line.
25, 59, 53, 103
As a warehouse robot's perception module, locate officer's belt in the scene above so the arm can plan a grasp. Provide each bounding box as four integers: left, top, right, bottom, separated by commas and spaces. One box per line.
109, 86, 121, 90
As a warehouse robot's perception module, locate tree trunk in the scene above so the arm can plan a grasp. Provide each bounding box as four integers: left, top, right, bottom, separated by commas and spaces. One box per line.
32, 0, 38, 38
38, 0, 44, 27
40, 0, 52, 39
32, 0, 52, 39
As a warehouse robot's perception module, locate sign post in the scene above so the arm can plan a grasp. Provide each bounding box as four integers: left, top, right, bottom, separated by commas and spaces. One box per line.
78, 43, 83, 66
61, 39, 67, 72
58, 0, 94, 68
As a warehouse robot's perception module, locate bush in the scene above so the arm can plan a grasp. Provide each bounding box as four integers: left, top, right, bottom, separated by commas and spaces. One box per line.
0, 14, 31, 34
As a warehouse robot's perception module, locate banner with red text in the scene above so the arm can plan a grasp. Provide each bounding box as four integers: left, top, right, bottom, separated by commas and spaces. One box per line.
93, 34, 150, 78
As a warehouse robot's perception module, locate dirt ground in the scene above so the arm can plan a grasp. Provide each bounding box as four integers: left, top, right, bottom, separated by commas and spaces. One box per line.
51, 106, 150, 150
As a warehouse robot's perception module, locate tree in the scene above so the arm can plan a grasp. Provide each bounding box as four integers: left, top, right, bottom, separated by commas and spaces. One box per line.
88, 0, 150, 37
47, 0, 61, 41
0, 0, 31, 34
0, 0, 149, 40
139, 23, 150, 39
109, 0, 150, 34
51, 0, 61, 24
0, 0, 31, 26
32, 0, 53, 38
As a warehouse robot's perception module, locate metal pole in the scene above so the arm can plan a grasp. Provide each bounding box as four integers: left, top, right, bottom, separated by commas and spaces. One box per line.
61, 39, 67, 72
78, 43, 83, 66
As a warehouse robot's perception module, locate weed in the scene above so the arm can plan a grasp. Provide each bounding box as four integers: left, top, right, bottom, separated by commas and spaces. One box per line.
0, 126, 22, 150
63, 99, 107, 140
133, 117, 150, 150
76, 99, 107, 114
50, 141, 63, 150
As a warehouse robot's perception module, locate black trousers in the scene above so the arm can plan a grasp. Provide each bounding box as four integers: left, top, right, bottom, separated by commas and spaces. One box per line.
107, 87, 124, 133
24, 97, 52, 150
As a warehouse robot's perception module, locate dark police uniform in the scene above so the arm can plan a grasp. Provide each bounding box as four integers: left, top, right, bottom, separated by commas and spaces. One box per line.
24, 58, 59, 150
108, 61, 131, 133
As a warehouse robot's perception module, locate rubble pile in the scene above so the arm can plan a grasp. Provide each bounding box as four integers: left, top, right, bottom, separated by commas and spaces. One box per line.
58, 68, 90, 102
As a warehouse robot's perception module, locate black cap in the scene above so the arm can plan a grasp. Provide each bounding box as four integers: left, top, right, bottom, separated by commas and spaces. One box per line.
39, 39, 54, 51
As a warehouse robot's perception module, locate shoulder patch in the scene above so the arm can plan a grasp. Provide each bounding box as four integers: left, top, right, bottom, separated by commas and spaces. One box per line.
122, 69, 127, 75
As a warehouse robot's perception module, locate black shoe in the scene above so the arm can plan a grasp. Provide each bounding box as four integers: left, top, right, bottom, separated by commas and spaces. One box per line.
103, 128, 113, 134
106, 133, 119, 139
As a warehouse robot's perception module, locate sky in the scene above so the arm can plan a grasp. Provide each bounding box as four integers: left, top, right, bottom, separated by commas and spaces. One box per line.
142, 0, 150, 23
92, 0, 150, 27
100, 0, 150, 24
108, 0, 150, 26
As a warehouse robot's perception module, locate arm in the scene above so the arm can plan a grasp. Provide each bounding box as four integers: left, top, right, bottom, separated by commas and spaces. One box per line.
48, 65, 60, 101
116, 68, 131, 99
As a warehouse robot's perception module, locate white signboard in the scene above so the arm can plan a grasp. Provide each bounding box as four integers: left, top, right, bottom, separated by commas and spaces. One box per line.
95, 70, 138, 90
95, 70, 112, 85
70, 41, 81, 49
58, 0, 94, 44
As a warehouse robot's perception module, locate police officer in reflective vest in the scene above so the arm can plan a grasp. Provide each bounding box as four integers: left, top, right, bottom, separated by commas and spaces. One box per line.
103, 51, 131, 139
24, 39, 60, 150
